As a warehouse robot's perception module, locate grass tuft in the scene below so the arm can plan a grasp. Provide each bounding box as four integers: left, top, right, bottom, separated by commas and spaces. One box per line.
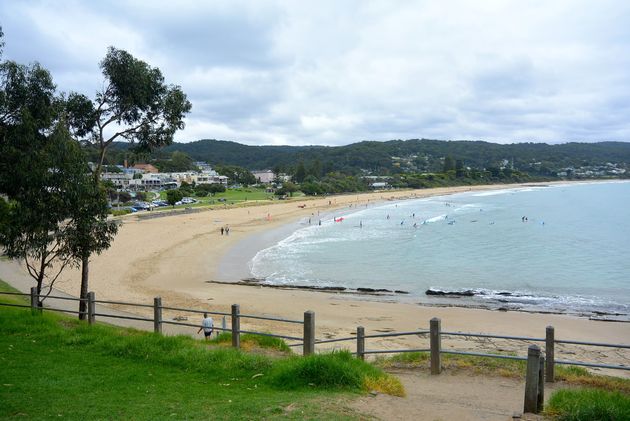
267, 350, 404, 396
363, 374, 406, 397
545, 388, 630, 420
555, 365, 630, 394
210, 332, 291, 353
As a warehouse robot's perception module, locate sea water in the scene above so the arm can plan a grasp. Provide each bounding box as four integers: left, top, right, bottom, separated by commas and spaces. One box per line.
250, 182, 630, 317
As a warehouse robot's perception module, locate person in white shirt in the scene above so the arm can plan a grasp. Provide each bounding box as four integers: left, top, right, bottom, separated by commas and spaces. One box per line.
197, 313, 214, 340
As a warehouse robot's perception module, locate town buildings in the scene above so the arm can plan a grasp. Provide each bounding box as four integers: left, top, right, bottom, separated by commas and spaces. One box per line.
100, 162, 228, 191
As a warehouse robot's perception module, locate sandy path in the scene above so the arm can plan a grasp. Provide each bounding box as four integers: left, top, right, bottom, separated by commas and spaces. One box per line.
350, 370, 549, 420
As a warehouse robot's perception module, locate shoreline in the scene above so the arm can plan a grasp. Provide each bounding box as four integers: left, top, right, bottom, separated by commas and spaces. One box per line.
212, 180, 630, 321
2, 181, 627, 373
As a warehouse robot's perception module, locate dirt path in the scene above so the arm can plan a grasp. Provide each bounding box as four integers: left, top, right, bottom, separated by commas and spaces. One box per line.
350, 369, 553, 421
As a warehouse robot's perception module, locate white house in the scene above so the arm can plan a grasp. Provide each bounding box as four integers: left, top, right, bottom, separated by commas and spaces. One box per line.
252, 170, 275, 184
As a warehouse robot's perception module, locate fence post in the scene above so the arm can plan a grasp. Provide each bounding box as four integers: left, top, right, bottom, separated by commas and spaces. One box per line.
221, 316, 226, 338
538, 356, 545, 411
430, 317, 442, 375
357, 326, 365, 360
30, 287, 38, 313
231, 304, 240, 349
303, 310, 315, 356
524, 345, 541, 414
545, 326, 555, 382
87, 292, 95, 325
153, 297, 162, 334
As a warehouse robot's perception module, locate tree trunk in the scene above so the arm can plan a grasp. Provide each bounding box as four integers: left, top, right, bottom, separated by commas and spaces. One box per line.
36, 274, 44, 308
36, 256, 46, 308
79, 255, 89, 320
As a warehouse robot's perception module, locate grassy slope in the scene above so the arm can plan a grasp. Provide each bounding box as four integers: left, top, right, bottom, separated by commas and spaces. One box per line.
0, 281, 375, 420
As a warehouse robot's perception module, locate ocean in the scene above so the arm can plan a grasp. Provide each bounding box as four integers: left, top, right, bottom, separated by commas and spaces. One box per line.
250, 182, 630, 318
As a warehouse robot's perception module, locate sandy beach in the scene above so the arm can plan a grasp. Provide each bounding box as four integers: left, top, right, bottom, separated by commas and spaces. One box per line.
12, 183, 630, 372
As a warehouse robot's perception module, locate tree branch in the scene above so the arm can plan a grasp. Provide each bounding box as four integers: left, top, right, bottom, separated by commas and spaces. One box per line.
42, 259, 70, 300
24, 256, 39, 282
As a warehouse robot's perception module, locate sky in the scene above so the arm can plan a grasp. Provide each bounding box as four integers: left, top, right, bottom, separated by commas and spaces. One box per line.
2, 0, 630, 146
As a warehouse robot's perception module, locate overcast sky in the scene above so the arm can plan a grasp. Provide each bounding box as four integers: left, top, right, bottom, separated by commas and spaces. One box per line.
2, 0, 630, 146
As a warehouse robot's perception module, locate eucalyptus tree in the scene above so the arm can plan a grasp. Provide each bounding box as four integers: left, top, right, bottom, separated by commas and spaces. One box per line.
67, 47, 192, 178
0, 30, 117, 309
0, 121, 108, 304
65, 47, 191, 317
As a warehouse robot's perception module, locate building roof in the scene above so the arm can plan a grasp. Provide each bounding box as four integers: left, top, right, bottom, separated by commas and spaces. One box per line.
132, 164, 159, 173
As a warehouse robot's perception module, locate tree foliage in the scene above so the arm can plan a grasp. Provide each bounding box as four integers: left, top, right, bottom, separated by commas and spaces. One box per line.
166, 189, 183, 207
154, 151, 196, 172
66, 47, 192, 175
156, 138, 630, 178
215, 164, 256, 186
65, 46, 191, 317
0, 120, 113, 303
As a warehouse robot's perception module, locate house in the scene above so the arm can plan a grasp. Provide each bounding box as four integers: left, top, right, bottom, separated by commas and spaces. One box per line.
369, 182, 391, 190
192, 172, 228, 186
252, 170, 275, 184
101, 172, 132, 188
132, 163, 159, 174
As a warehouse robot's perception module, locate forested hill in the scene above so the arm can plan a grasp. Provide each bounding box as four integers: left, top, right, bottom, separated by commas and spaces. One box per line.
160, 138, 630, 175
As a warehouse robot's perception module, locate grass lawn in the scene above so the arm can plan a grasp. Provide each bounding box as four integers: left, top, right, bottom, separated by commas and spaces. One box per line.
148, 187, 309, 213
0, 281, 399, 420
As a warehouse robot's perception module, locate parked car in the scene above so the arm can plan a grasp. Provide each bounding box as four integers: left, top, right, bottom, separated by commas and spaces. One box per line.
132, 201, 151, 210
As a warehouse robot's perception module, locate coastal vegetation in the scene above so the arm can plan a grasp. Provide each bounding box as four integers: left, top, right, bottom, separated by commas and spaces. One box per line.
0, 281, 401, 419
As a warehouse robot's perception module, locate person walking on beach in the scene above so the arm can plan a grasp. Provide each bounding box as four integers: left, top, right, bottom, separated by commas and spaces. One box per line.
197, 313, 214, 340
220, 227, 224, 236
225, 226, 230, 235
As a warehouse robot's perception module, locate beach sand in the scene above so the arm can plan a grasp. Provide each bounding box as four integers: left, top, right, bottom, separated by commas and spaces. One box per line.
41, 184, 630, 371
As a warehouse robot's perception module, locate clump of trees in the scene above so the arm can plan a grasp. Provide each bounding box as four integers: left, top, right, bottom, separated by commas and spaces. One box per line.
215, 165, 256, 186
194, 183, 226, 197
0, 27, 191, 315
0, 31, 116, 305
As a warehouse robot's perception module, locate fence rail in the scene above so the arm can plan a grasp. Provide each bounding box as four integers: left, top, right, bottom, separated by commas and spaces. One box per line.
441, 331, 545, 342
159, 305, 231, 317
94, 299, 154, 308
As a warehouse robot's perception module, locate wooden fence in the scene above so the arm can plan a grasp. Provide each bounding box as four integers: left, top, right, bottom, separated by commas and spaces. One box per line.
2, 290, 629, 414
0, 288, 314, 355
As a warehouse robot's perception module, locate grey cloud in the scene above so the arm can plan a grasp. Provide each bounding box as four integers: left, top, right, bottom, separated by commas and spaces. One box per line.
2, 1, 630, 145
